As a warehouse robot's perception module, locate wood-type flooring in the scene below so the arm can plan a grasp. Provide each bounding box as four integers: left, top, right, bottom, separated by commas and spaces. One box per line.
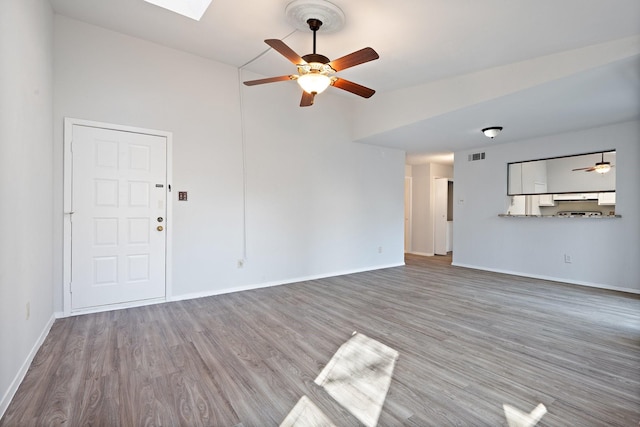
2, 254, 639, 426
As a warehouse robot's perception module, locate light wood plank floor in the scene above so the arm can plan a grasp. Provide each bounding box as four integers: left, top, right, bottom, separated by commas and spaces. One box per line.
2, 254, 639, 426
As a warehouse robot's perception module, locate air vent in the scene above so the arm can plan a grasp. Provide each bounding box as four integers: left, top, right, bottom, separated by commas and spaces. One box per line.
468, 152, 486, 161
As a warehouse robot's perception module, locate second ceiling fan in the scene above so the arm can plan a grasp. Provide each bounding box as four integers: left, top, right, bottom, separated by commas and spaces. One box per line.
572, 152, 614, 174
243, 18, 379, 107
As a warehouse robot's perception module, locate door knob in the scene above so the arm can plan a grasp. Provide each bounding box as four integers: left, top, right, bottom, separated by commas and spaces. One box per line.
157, 217, 163, 222
157, 225, 164, 231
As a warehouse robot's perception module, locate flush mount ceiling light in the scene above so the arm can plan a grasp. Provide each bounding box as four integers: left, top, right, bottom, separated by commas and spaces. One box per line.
482, 127, 503, 139
143, 0, 213, 21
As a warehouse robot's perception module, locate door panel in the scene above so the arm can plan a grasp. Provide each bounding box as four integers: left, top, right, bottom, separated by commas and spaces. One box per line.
71, 125, 167, 310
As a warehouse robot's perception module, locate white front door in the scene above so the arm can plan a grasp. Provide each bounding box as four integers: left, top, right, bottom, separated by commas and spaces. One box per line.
70, 124, 168, 310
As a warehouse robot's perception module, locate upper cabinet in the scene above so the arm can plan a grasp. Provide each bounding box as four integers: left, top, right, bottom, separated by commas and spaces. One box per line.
552, 193, 599, 201
598, 192, 616, 206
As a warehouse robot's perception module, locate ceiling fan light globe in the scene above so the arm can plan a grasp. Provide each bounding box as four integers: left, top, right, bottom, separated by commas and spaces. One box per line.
297, 73, 331, 94
594, 163, 611, 174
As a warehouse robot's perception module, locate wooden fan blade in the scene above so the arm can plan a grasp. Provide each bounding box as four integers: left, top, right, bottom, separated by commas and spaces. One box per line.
265, 39, 306, 65
243, 75, 295, 86
328, 47, 379, 72
331, 78, 376, 98
572, 164, 614, 172
300, 91, 315, 107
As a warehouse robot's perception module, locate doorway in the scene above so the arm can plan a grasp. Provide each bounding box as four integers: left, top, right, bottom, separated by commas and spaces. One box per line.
434, 177, 453, 255
404, 177, 412, 253
63, 119, 172, 314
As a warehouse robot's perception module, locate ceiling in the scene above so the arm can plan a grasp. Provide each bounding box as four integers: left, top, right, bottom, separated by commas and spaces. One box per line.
49, 0, 640, 164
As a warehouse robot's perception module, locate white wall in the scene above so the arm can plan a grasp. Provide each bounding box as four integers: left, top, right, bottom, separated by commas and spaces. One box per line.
0, 0, 55, 416
453, 121, 640, 293
407, 163, 453, 256
53, 16, 405, 308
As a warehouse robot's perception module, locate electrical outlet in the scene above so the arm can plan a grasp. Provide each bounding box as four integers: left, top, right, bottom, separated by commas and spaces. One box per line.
564, 254, 572, 263
26, 302, 30, 320
378, 246, 383, 253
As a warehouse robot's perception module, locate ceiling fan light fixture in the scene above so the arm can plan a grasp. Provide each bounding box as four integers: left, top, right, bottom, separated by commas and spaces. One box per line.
243, 3, 378, 106
297, 72, 331, 94
482, 127, 503, 139
594, 162, 611, 174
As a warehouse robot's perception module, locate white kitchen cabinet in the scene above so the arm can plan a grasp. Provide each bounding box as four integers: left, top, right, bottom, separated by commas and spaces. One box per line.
538, 194, 555, 206
598, 192, 616, 205
553, 193, 598, 201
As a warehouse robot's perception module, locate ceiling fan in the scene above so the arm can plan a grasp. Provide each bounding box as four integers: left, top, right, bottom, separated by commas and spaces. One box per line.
243, 18, 379, 107
572, 152, 614, 174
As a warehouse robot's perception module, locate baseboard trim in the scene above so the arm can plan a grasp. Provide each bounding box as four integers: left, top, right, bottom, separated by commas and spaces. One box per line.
451, 262, 640, 295
0, 313, 56, 419
67, 297, 167, 317
58, 263, 407, 316
169, 262, 406, 303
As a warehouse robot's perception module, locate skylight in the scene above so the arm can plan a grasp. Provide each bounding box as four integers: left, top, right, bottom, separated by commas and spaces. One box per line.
143, 0, 213, 21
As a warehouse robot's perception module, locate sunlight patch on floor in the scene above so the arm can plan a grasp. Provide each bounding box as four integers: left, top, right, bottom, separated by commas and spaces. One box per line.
504, 403, 547, 427
314, 332, 398, 427
280, 332, 398, 427
280, 396, 337, 427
